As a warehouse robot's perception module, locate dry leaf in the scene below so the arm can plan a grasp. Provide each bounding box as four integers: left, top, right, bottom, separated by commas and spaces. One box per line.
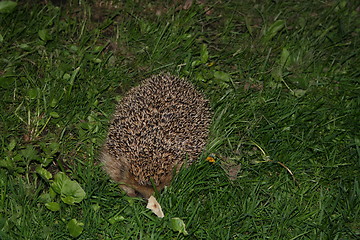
147, 196, 164, 218
222, 162, 241, 180
183, 0, 193, 10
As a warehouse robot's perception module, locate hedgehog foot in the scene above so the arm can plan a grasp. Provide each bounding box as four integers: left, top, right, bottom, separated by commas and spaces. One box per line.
120, 185, 137, 197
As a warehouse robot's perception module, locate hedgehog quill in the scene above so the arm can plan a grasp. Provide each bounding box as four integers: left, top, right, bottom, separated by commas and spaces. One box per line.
101, 74, 211, 217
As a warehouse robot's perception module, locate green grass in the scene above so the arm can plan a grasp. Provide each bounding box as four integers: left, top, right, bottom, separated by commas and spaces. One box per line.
0, 0, 359, 239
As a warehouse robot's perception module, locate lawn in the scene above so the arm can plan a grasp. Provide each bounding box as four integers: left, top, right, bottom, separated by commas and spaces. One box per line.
0, 0, 359, 239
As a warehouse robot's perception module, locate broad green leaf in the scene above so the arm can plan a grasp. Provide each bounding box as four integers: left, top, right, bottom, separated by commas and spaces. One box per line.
340, 0, 346, 8
280, 47, 290, 68
38, 29, 52, 42
292, 89, 307, 98
27, 88, 38, 99
0, 76, 15, 88
49, 97, 58, 108
36, 166, 52, 180
67, 219, 84, 238
69, 67, 80, 86
214, 71, 231, 82
92, 58, 102, 63
298, 17, 306, 29
40, 157, 54, 167
61, 180, 86, 205
63, 73, 71, 80
38, 193, 52, 203
108, 215, 125, 224
8, 138, 16, 151
69, 45, 78, 52
267, 80, 283, 89
169, 218, 188, 236
49, 187, 57, 199
271, 67, 283, 82
51, 172, 86, 205
195, 72, 206, 82
45, 202, 60, 211
200, 44, 209, 63
0, 157, 14, 170
20, 145, 39, 160
0, 217, 7, 232
91, 204, 100, 211
191, 59, 202, 67
19, 43, 31, 51
61, 195, 76, 205
39, 141, 60, 159
355, 137, 360, 146
50, 111, 60, 118
0, 1, 17, 13
51, 172, 69, 194
264, 20, 285, 41
48, 142, 60, 153
244, 16, 253, 35
93, 45, 104, 53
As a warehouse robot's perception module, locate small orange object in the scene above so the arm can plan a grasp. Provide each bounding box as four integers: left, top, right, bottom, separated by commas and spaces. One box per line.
206, 156, 216, 163
207, 62, 215, 67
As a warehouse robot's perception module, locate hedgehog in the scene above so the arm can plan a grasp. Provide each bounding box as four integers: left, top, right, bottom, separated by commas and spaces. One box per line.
101, 73, 211, 217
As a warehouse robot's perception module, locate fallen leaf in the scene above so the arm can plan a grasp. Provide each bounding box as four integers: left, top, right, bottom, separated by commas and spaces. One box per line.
147, 196, 164, 218
183, 0, 193, 10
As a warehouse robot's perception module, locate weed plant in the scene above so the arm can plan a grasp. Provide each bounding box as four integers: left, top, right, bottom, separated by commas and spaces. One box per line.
0, 0, 359, 239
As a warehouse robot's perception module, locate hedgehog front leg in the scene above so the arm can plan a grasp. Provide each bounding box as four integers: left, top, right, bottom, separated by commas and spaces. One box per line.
119, 184, 137, 197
